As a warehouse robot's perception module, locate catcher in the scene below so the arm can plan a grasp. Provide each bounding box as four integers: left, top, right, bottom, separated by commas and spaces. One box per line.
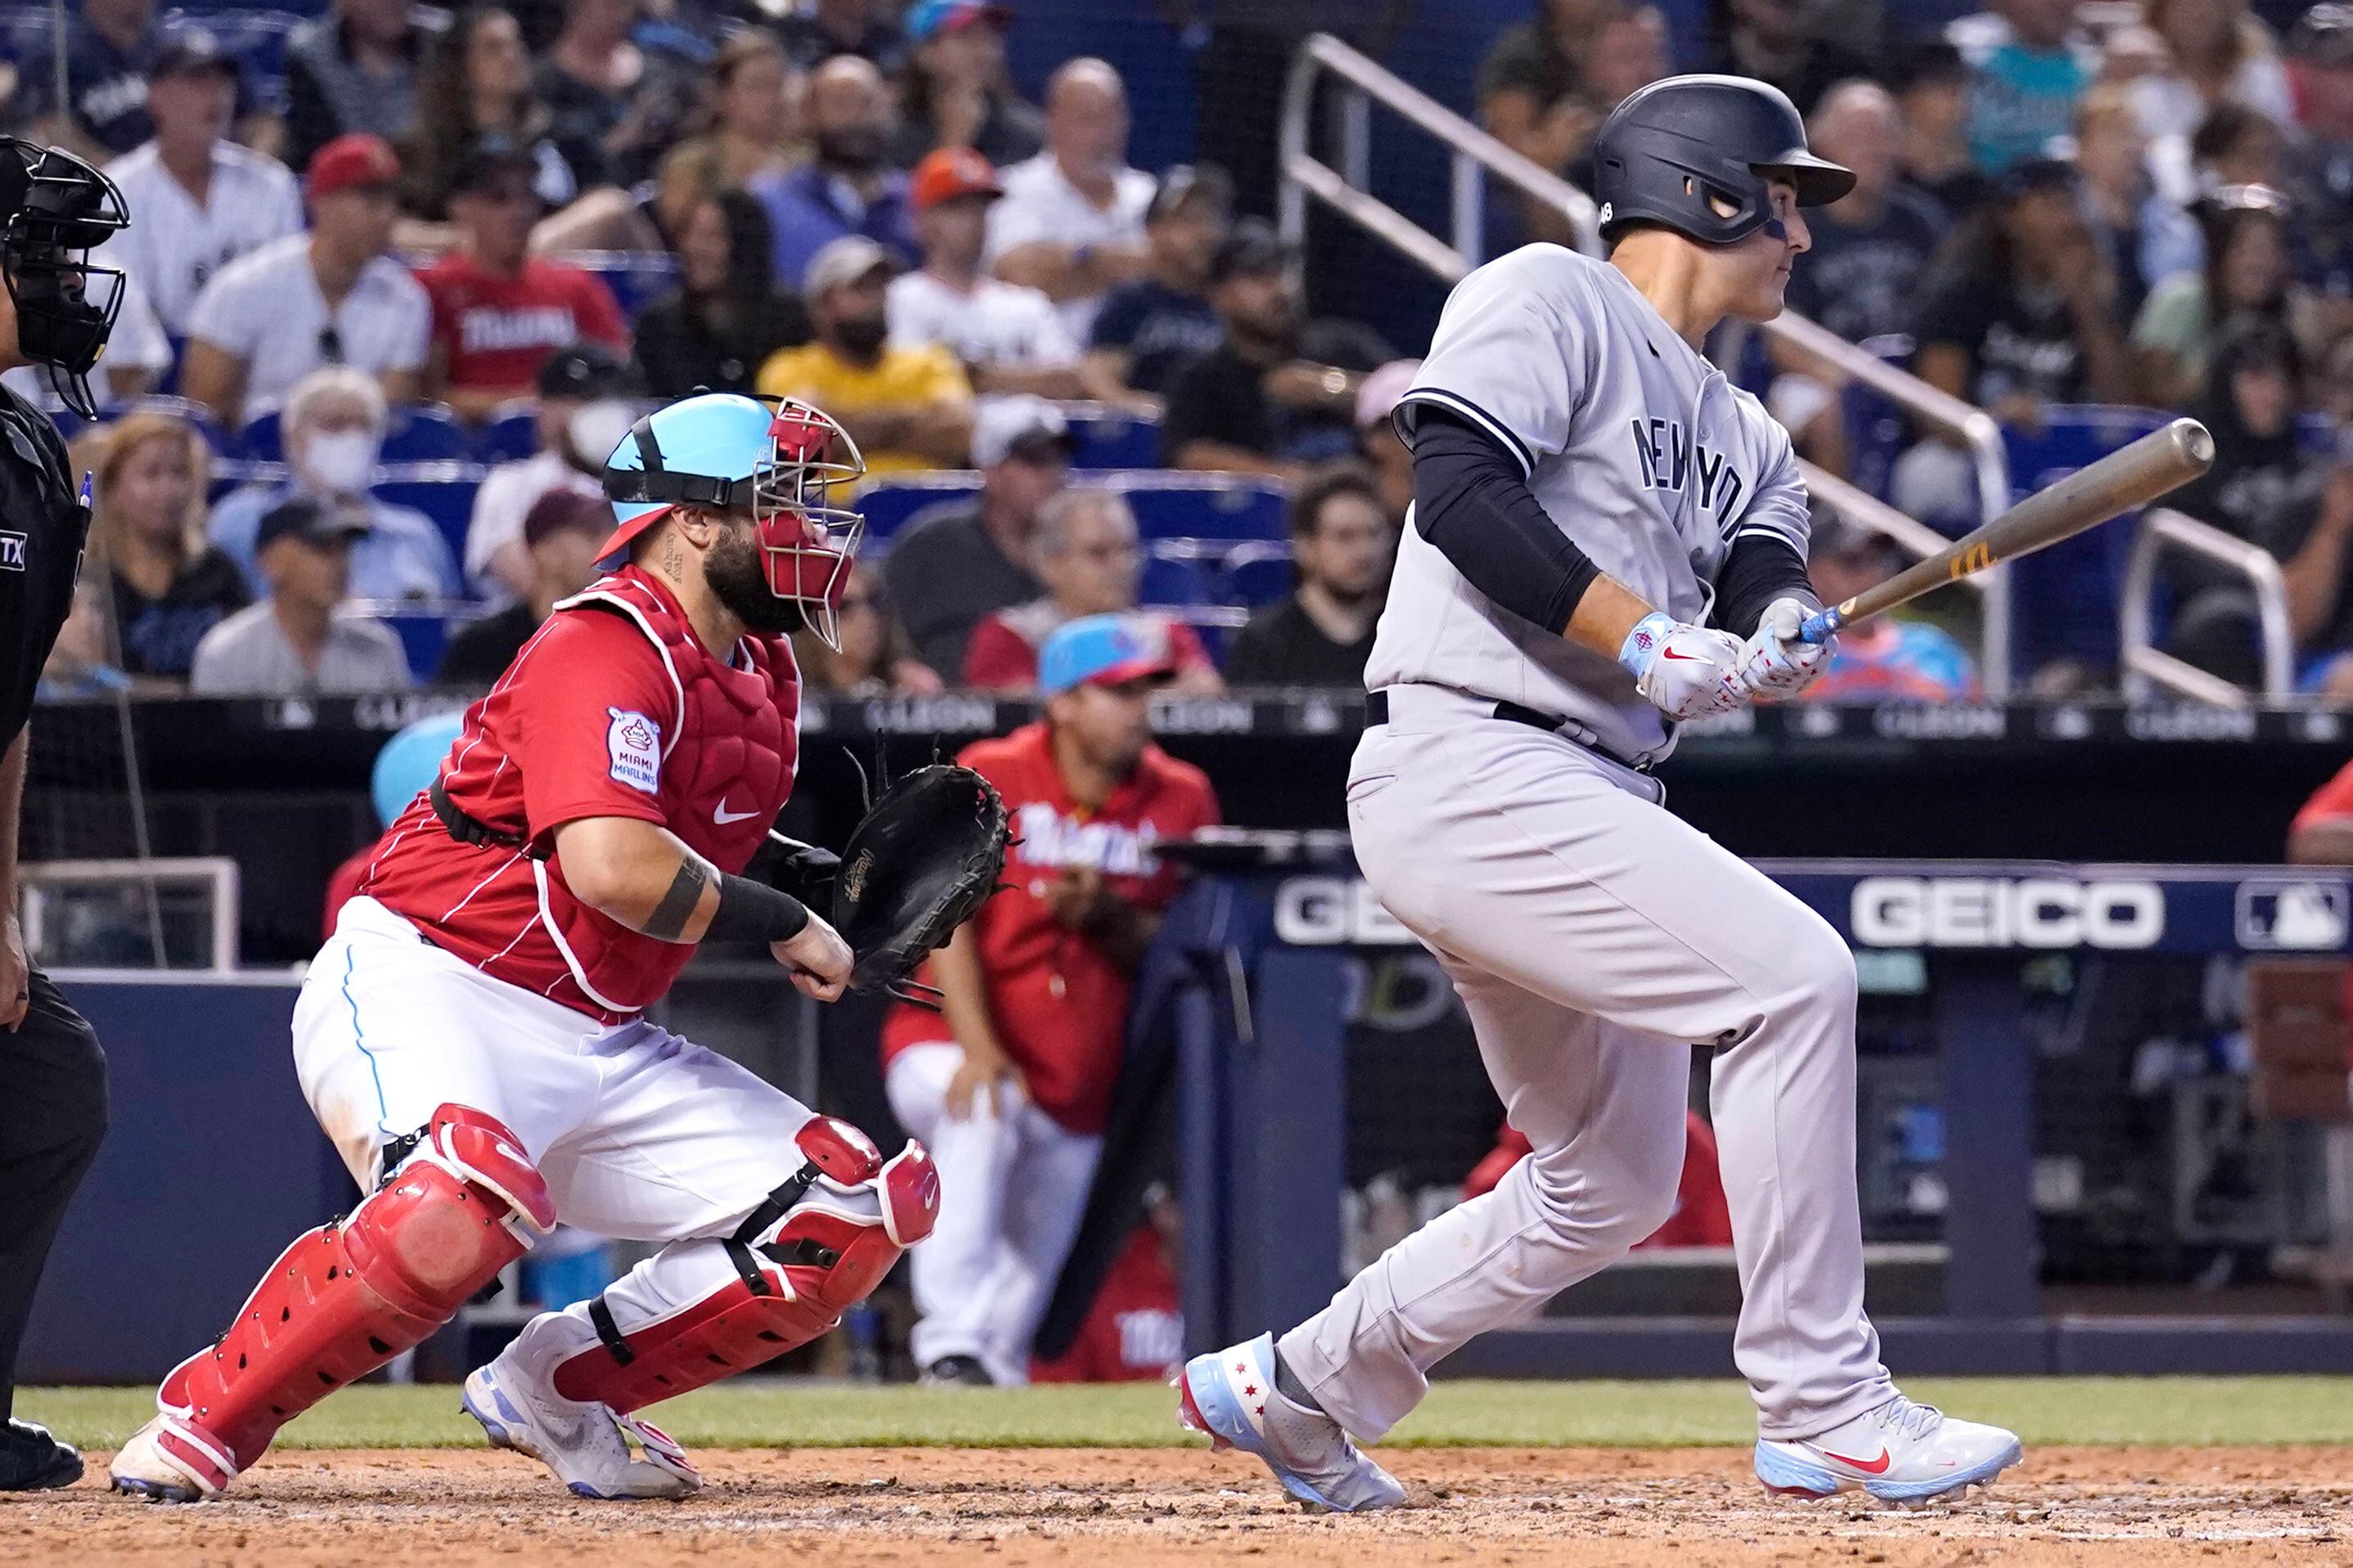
880, 613, 1219, 1386
111, 393, 999, 1504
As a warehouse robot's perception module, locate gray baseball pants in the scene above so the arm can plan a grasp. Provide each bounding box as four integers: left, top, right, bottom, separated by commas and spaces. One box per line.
1275, 682, 1896, 1441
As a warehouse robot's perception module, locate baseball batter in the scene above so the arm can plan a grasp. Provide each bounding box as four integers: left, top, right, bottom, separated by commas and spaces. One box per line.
109, 393, 938, 1505
1178, 75, 2024, 1509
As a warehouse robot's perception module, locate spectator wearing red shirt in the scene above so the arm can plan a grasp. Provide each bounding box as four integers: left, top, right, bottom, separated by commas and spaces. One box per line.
416, 137, 628, 421
884, 613, 1219, 1385
962, 487, 1221, 694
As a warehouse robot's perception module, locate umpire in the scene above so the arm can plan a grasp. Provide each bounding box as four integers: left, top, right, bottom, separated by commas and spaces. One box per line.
0, 136, 131, 1491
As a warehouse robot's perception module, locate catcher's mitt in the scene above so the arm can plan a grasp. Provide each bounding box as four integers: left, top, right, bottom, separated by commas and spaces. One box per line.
832, 764, 1011, 1008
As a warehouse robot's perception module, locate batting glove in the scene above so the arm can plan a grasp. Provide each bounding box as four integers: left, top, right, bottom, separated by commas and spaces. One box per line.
1618, 612, 1748, 721
1736, 597, 1832, 703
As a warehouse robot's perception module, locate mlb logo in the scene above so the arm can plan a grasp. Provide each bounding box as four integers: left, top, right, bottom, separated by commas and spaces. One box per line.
2236, 878, 2351, 950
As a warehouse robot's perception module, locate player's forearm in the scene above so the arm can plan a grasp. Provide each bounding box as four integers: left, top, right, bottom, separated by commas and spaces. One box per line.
904, 401, 979, 465
555, 817, 722, 941
0, 727, 26, 905
931, 924, 1002, 1057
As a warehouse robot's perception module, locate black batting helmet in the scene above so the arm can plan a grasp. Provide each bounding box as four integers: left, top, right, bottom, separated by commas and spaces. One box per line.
1591, 74, 1855, 247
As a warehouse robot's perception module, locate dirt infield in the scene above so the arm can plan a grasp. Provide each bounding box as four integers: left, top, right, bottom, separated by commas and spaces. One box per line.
6, 1446, 2349, 1567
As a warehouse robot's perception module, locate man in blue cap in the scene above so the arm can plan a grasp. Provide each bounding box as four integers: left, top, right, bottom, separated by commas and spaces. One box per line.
881, 613, 1218, 1385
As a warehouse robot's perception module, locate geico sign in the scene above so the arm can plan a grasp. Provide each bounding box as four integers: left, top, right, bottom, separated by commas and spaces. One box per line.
1850, 878, 2164, 950
1274, 878, 1415, 946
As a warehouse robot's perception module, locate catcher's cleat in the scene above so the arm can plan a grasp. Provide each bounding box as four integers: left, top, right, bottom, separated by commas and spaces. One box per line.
109, 1412, 238, 1503
462, 1359, 700, 1501
0, 1419, 82, 1493
1177, 1333, 1406, 1513
1755, 1395, 2022, 1504
920, 1354, 995, 1386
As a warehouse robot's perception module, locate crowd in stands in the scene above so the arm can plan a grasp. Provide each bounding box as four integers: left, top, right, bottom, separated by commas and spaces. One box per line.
32, 0, 2353, 709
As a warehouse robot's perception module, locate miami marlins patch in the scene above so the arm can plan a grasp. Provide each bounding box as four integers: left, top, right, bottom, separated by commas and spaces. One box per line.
606, 708, 662, 793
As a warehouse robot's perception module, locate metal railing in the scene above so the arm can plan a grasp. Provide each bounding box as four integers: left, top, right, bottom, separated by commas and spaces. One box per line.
2118, 507, 2294, 706
1275, 33, 2017, 696
1797, 460, 1995, 620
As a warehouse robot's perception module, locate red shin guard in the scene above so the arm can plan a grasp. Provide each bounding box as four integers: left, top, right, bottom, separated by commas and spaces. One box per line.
160, 1104, 554, 1469
556, 1120, 937, 1413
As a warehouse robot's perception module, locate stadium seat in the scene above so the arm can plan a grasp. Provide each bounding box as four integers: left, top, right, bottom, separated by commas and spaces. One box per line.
855, 476, 983, 541
1109, 474, 1289, 541
372, 461, 487, 565
372, 603, 468, 683
562, 250, 680, 321
2003, 406, 2174, 679
1219, 541, 1295, 608
241, 402, 471, 465
94, 397, 229, 454
479, 403, 542, 465
1141, 541, 1217, 608
1064, 405, 1162, 469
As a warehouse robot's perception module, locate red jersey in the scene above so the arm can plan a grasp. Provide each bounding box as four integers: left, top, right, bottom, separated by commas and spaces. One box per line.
963, 609, 1215, 691
359, 568, 800, 1022
1464, 1112, 1732, 1248
1029, 1224, 1182, 1383
880, 721, 1219, 1133
2293, 758, 2353, 838
416, 251, 628, 394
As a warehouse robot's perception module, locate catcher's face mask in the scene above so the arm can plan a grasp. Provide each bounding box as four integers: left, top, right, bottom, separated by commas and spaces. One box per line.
753, 401, 867, 650
0, 138, 128, 419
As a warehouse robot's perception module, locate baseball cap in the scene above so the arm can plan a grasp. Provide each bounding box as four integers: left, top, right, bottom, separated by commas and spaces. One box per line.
1209, 217, 1289, 284
151, 23, 238, 80
537, 339, 639, 400
910, 146, 1002, 212
307, 133, 402, 200
523, 486, 612, 548
803, 234, 897, 296
1354, 358, 1422, 430
1148, 163, 1234, 224
971, 394, 1073, 467
449, 136, 542, 199
906, 0, 1010, 43
1039, 613, 1177, 696
2292, 2, 2353, 65
256, 493, 371, 553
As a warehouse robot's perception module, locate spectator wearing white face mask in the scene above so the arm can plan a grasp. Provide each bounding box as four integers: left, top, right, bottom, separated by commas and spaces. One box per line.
208, 364, 461, 602
462, 341, 641, 599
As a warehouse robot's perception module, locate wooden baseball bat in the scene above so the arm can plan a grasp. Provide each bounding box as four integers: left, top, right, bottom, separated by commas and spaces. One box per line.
1797, 417, 2215, 645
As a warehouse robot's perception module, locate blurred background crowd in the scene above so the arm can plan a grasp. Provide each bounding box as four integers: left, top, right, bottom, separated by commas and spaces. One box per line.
38, 0, 2353, 710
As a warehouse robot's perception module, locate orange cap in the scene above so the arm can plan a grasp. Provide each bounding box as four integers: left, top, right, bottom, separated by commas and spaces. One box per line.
909, 146, 1002, 213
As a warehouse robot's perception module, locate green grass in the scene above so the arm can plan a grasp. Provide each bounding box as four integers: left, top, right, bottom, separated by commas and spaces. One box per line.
22, 1377, 2353, 1453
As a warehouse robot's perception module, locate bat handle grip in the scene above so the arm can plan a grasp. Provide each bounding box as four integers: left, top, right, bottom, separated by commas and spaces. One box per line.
1797, 604, 1845, 645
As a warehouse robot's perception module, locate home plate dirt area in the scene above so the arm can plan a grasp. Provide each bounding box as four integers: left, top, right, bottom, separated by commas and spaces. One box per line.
5, 1445, 2349, 1568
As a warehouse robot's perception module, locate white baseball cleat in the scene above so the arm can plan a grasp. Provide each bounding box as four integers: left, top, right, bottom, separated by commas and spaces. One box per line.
109, 1411, 241, 1503
1755, 1394, 2022, 1504
1176, 1332, 1407, 1512
461, 1356, 700, 1500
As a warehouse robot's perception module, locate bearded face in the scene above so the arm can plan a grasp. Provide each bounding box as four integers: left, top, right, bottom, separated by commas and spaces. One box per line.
702, 514, 811, 637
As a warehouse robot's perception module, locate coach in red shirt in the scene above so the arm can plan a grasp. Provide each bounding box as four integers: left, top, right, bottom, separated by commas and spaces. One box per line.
417, 137, 628, 421
884, 613, 1219, 1385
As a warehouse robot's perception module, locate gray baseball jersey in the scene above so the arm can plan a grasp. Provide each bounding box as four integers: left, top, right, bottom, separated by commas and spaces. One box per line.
1369, 243, 1812, 763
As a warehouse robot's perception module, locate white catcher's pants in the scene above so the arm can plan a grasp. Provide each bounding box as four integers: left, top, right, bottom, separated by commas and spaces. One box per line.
888, 1043, 1102, 1383
1276, 685, 1896, 1441
294, 896, 821, 1363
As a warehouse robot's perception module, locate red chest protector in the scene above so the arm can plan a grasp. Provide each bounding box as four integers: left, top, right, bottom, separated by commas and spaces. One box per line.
533, 569, 802, 1015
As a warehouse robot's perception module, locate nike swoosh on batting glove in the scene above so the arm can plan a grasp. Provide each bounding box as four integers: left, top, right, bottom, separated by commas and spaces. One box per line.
1618, 612, 1748, 721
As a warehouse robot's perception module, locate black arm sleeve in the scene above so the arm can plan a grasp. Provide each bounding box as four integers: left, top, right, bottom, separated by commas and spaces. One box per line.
1408, 406, 1600, 635
1711, 532, 1820, 638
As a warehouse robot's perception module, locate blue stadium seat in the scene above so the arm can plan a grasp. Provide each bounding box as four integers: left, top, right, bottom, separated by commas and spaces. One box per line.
2003, 406, 2175, 678
1219, 541, 1295, 608
563, 251, 680, 321
384, 404, 472, 462
1066, 407, 1161, 470
1111, 475, 1288, 541
375, 604, 461, 683
93, 397, 228, 453
1141, 542, 1215, 608
855, 477, 982, 541
479, 403, 542, 464
372, 462, 486, 565
237, 405, 285, 463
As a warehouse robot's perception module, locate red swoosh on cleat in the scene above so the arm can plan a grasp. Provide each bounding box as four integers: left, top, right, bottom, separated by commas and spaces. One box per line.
1820, 1447, 1891, 1474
